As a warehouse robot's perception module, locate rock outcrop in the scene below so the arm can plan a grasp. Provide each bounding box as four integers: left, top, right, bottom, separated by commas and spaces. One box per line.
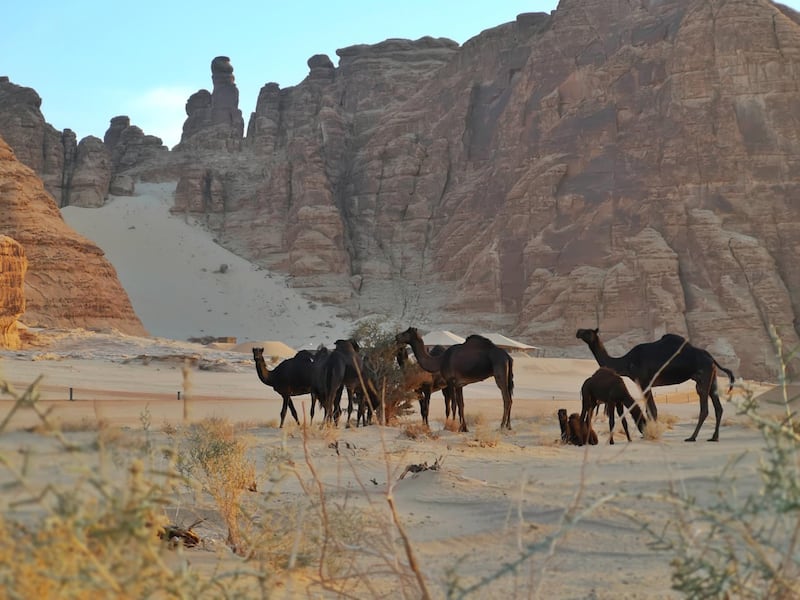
0, 79, 168, 205
162, 3, 799, 379
177, 56, 244, 151
0, 136, 146, 335
0, 235, 26, 349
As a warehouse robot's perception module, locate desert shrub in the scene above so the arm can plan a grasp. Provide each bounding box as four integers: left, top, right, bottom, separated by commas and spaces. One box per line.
178, 418, 256, 553
349, 320, 418, 423
0, 378, 223, 598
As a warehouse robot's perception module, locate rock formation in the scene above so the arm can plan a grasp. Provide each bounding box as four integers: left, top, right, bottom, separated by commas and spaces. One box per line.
2, 0, 800, 379
164, 3, 799, 379
0, 235, 26, 349
0, 136, 146, 335
177, 56, 244, 150
0, 79, 170, 206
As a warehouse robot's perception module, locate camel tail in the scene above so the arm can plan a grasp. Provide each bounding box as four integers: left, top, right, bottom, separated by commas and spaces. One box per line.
508, 357, 514, 396
713, 359, 736, 392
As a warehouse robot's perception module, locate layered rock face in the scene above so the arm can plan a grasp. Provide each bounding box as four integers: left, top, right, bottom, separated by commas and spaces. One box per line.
0, 136, 146, 335
0, 78, 168, 205
165, 1, 800, 379
0, 235, 26, 349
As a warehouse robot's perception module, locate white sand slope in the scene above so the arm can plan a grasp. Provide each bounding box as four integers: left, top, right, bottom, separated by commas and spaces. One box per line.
61, 183, 354, 349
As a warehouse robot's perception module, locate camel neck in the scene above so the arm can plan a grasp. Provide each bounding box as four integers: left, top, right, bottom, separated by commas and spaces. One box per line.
590, 339, 625, 372
254, 356, 273, 385
407, 336, 444, 373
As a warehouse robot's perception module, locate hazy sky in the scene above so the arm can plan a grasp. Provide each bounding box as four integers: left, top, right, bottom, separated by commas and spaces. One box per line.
3, 1, 798, 148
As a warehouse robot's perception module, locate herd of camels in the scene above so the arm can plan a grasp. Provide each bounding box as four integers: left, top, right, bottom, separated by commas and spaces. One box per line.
252, 326, 736, 444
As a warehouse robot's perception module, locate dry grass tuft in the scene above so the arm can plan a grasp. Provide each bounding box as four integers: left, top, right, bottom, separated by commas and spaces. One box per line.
469, 425, 500, 448
442, 418, 461, 432
402, 421, 438, 440
643, 411, 678, 440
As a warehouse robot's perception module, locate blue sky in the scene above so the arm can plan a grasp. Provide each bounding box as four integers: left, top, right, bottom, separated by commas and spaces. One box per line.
3, 1, 798, 149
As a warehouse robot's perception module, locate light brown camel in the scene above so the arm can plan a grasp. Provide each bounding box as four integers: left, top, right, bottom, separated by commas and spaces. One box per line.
395, 327, 514, 432
575, 328, 735, 441
252, 348, 315, 427
580, 368, 646, 444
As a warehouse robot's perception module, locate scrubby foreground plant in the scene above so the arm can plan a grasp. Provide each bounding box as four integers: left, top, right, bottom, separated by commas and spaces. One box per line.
654, 333, 800, 599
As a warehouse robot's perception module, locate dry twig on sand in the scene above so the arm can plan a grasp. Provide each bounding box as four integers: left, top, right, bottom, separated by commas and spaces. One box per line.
398, 456, 443, 480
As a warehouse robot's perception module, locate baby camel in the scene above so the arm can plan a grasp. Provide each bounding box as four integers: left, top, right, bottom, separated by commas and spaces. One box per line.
558, 408, 598, 446
580, 368, 646, 445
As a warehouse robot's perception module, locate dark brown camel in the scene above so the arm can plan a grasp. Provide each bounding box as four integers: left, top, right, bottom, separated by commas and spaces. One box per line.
575, 328, 735, 442
558, 408, 598, 446
580, 368, 646, 445
395, 345, 453, 425
252, 348, 315, 427
395, 327, 514, 432
316, 339, 379, 426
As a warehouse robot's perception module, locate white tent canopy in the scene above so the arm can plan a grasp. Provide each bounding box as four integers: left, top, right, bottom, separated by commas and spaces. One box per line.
421, 330, 466, 347
478, 332, 539, 351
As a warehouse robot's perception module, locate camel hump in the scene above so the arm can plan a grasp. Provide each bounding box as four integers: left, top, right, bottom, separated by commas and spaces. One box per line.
294, 350, 315, 362
660, 333, 687, 344
464, 334, 495, 347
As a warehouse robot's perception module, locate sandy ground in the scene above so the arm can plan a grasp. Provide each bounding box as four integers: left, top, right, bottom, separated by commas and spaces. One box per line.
0, 334, 773, 599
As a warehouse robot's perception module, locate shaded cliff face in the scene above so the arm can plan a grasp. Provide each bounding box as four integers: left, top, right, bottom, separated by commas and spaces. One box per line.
164, 1, 799, 379
0, 235, 26, 349
0, 137, 147, 335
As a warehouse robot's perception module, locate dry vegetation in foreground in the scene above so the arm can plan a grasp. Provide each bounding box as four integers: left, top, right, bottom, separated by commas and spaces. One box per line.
0, 332, 798, 599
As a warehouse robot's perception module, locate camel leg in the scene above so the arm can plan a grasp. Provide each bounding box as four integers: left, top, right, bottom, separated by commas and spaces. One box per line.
495, 376, 513, 430
615, 403, 631, 442
644, 390, 658, 421
333, 386, 345, 426
279, 397, 289, 428
345, 387, 355, 428
442, 388, 453, 421
608, 403, 616, 445
454, 386, 468, 432
310, 394, 317, 424
579, 404, 593, 446
685, 380, 711, 442
420, 390, 431, 426
708, 381, 723, 442
289, 399, 299, 424
493, 363, 513, 430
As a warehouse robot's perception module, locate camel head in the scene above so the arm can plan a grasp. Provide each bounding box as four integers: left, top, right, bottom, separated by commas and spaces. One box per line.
576, 328, 600, 345
395, 327, 421, 346
334, 339, 360, 353
252, 347, 264, 360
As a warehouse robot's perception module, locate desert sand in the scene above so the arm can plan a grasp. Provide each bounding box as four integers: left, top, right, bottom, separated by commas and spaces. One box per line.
0, 188, 786, 598
0, 331, 771, 599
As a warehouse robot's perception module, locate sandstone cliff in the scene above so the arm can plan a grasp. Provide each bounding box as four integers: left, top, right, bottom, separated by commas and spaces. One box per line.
2, 0, 800, 379
159, 1, 800, 378
0, 136, 146, 335
0, 235, 26, 349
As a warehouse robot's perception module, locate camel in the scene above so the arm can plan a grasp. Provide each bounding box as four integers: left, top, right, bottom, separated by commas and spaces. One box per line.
580, 368, 646, 445
575, 328, 736, 441
309, 345, 330, 423
315, 339, 379, 426
252, 348, 315, 427
395, 327, 514, 432
558, 408, 598, 446
395, 345, 453, 425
